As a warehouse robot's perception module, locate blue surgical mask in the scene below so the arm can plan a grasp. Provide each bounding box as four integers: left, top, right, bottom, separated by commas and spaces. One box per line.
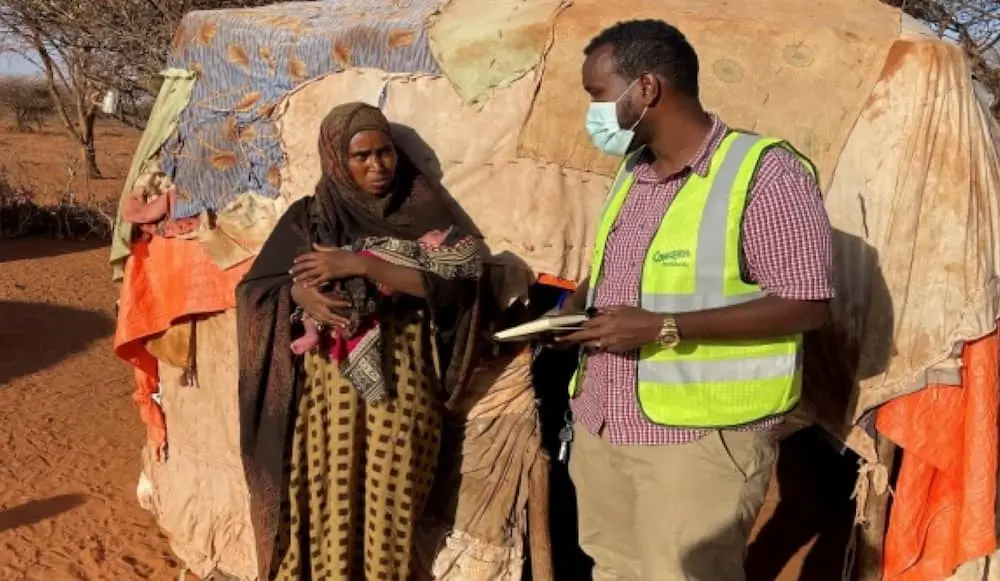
585, 80, 649, 157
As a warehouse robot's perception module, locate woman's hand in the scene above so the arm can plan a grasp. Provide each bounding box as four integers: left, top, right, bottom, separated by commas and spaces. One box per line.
290, 282, 352, 328
290, 244, 367, 288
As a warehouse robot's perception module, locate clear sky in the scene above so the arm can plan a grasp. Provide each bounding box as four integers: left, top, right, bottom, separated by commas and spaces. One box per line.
0, 52, 36, 76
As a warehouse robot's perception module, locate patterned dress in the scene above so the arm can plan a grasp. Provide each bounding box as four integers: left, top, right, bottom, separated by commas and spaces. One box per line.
271, 308, 441, 580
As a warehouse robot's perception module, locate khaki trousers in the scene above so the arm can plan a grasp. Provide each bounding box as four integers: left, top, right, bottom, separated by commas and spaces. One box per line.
568, 426, 776, 581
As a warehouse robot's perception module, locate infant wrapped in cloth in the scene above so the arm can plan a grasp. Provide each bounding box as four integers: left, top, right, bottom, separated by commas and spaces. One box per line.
290, 226, 482, 402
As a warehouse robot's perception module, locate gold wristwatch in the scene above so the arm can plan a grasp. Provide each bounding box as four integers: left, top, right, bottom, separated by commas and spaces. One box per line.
656, 315, 681, 349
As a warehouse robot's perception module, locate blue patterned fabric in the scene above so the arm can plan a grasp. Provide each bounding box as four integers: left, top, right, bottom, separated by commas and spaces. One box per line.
162, 0, 443, 218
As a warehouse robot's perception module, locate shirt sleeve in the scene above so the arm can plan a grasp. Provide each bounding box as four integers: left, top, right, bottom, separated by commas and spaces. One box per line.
742, 147, 835, 301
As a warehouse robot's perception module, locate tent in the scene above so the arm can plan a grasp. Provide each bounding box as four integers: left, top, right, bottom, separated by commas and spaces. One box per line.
111, 0, 1000, 579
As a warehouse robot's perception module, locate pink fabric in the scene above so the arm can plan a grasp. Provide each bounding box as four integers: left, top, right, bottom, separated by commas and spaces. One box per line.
330, 316, 379, 362
122, 192, 171, 224
571, 114, 835, 446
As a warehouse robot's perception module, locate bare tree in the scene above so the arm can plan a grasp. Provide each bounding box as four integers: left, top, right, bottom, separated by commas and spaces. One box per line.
0, 77, 53, 132
882, 0, 1000, 118
0, 0, 281, 178
0, 15, 109, 177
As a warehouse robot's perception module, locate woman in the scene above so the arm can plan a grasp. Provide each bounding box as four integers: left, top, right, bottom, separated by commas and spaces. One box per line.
236, 102, 484, 581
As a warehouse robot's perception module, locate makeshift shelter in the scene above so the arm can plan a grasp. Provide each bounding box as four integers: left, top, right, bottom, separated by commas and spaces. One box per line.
111, 0, 1000, 579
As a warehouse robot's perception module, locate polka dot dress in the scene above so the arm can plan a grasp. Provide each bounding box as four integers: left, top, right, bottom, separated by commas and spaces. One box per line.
271, 310, 441, 580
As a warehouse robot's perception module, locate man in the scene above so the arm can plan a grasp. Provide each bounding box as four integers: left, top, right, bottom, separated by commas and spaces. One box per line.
555, 19, 834, 581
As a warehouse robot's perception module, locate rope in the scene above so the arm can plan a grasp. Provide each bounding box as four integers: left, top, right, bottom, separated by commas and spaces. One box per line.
851, 458, 890, 526
842, 457, 893, 581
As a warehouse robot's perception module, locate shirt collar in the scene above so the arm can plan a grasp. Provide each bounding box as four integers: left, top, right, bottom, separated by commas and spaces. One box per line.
632, 113, 729, 182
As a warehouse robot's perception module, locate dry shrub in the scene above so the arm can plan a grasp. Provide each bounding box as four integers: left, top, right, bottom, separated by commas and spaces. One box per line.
0, 170, 114, 240
0, 78, 54, 132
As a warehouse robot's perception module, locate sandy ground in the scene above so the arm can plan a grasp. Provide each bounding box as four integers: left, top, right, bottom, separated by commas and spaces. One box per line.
0, 119, 179, 580
0, 120, 137, 206
0, 240, 178, 581
0, 119, 858, 580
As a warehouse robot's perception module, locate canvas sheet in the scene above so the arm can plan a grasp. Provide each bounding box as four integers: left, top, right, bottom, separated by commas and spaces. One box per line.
807, 37, 1000, 463
193, 192, 289, 271
161, 0, 443, 219
950, 561, 1000, 581
276, 69, 608, 282
414, 352, 544, 580
427, 0, 568, 102
138, 310, 256, 581
881, 21, 1000, 581
517, 0, 900, 190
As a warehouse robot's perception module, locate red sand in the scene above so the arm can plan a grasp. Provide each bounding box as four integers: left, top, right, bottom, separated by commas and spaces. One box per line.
0, 239, 178, 580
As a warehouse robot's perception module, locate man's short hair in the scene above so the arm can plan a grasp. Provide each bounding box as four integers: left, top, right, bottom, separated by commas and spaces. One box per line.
584, 19, 700, 99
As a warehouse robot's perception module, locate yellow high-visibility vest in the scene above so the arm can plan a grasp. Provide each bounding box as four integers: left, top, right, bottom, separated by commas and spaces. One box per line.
570, 132, 816, 427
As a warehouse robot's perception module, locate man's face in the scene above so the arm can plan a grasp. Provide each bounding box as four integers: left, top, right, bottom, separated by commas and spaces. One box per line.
582, 44, 629, 104
582, 44, 647, 133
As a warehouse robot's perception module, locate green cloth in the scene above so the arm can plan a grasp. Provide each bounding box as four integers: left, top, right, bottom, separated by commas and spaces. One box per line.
110, 68, 197, 281
427, 0, 566, 103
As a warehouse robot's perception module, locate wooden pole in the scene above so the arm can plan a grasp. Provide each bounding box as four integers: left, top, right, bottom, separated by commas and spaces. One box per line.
527, 450, 555, 581
855, 435, 897, 581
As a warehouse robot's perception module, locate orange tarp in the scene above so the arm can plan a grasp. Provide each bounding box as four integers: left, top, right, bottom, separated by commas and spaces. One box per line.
114, 236, 251, 457
877, 333, 999, 581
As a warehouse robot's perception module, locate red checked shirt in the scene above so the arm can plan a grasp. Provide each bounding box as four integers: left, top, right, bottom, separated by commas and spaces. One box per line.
571, 115, 834, 446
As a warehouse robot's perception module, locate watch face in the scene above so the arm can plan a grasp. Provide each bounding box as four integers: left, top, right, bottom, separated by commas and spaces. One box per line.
658, 330, 679, 348
657, 317, 679, 347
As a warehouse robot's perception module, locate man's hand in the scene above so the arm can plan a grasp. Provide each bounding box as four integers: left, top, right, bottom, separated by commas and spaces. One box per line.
538, 307, 576, 351
558, 306, 663, 353
290, 282, 352, 328
290, 245, 366, 288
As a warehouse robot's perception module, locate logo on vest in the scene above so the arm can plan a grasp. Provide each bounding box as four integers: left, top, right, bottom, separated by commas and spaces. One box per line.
652, 249, 691, 267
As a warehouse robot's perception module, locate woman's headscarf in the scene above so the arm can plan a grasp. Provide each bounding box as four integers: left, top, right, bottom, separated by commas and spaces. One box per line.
235, 102, 484, 580
309, 102, 474, 245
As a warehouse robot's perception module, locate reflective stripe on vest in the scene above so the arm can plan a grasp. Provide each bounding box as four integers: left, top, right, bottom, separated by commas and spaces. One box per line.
637, 350, 802, 385
571, 132, 815, 428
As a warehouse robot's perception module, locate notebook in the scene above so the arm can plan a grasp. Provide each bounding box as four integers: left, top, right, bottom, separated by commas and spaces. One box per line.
492, 313, 589, 342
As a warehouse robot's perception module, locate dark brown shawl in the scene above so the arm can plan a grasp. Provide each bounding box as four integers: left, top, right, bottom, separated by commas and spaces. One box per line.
236, 103, 482, 580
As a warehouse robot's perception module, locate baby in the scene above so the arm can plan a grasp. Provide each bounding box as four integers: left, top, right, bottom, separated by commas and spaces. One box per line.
290, 228, 452, 355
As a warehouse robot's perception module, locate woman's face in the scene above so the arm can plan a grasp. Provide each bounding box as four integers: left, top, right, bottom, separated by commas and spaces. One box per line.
346, 130, 398, 196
